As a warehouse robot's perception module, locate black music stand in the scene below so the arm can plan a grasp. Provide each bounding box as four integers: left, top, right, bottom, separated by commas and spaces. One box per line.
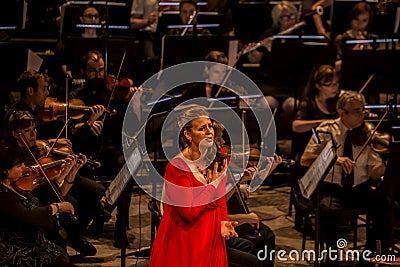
341, 49, 400, 94
160, 35, 231, 69
60, 1, 131, 40
298, 140, 337, 267
63, 36, 137, 79
261, 42, 336, 121
382, 141, 400, 253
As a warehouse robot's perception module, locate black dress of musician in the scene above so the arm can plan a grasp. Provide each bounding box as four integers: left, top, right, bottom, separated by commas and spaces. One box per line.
0, 145, 72, 267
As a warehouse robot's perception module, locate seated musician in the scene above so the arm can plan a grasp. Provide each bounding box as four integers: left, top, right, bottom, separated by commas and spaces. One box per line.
0, 145, 74, 267
238, 1, 307, 132
300, 91, 391, 259
181, 51, 248, 108
214, 121, 279, 267
334, 2, 378, 65
3, 110, 104, 256
70, 50, 138, 248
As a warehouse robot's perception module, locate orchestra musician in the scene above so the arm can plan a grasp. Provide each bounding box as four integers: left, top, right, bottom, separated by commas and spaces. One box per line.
149, 104, 238, 266
70, 50, 137, 248
214, 121, 278, 267
3, 110, 104, 256
0, 144, 74, 267
301, 91, 391, 262
239, 1, 306, 133
291, 64, 341, 232
334, 2, 378, 68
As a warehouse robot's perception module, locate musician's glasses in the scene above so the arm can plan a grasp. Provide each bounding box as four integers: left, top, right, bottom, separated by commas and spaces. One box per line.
280, 13, 296, 21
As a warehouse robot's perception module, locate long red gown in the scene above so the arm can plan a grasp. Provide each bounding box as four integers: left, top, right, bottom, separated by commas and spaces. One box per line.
149, 156, 229, 267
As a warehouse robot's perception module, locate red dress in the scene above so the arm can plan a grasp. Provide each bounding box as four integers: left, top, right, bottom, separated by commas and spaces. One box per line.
149, 156, 229, 267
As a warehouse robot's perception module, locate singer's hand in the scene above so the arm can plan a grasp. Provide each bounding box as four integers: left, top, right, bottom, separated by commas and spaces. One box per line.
221, 221, 238, 239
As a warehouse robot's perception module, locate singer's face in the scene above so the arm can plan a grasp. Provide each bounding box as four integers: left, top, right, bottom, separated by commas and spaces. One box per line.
180, 3, 197, 24
185, 117, 214, 148
351, 13, 369, 32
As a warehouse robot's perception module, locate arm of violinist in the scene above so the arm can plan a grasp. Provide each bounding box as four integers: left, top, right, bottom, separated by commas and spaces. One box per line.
59, 154, 87, 196
267, 154, 283, 176
292, 119, 325, 133
228, 213, 260, 228
300, 152, 319, 167
88, 105, 106, 124
56, 155, 77, 196
48, 138, 72, 150
0, 193, 56, 231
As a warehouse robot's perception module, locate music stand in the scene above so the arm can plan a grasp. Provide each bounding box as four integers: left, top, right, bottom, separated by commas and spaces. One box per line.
382, 141, 400, 252
298, 140, 338, 267
63, 36, 137, 78
0, 0, 23, 34
160, 35, 232, 69
341, 50, 400, 98
263, 42, 337, 98
60, 1, 131, 40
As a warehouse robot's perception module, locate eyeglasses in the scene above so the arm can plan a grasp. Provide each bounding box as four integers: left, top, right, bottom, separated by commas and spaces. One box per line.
320, 82, 339, 87
83, 14, 99, 19
87, 68, 105, 75
279, 14, 296, 21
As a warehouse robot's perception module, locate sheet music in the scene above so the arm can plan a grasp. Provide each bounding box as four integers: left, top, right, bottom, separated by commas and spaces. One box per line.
103, 146, 142, 206
298, 140, 337, 199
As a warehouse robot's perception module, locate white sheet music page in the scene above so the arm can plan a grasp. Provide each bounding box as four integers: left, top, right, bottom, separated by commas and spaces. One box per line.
298, 140, 337, 199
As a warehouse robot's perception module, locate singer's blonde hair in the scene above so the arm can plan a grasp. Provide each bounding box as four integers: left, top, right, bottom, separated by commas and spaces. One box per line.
271, 1, 298, 28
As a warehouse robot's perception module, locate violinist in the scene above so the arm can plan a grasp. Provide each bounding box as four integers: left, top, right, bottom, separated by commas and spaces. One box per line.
4, 69, 77, 146
0, 145, 74, 267
301, 91, 391, 259
70, 49, 138, 248
3, 110, 103, 256
214, 121, 278, 267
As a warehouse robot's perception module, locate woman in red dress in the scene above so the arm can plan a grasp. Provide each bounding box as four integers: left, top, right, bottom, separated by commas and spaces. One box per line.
149, 105, 238, 266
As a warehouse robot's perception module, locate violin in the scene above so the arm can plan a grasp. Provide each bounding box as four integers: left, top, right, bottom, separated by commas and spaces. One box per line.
349, 122, 390, 154
100, 75, 137, 103
37, 97, 115, 122
35, 140, 101, 169
13, 156, 63, 193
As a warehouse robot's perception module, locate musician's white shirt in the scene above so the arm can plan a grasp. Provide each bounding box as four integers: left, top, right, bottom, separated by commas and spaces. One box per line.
304, 118, 382, 187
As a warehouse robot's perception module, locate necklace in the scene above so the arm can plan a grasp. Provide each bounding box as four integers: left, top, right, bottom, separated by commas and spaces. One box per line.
187, 148, 209, 184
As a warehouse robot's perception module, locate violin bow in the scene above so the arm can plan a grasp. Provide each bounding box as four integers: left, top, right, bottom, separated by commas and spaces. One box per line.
45, 118, 71, 158
354, 110, 388, 162
102, 49, 127, 123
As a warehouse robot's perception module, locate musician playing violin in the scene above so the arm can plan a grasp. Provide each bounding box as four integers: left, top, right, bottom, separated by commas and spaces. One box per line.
214, 121, 279, 267
70, 49, 139, 248
301, 91, 391, 259
0, 145, 74, 267
3, 110, 104, 256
